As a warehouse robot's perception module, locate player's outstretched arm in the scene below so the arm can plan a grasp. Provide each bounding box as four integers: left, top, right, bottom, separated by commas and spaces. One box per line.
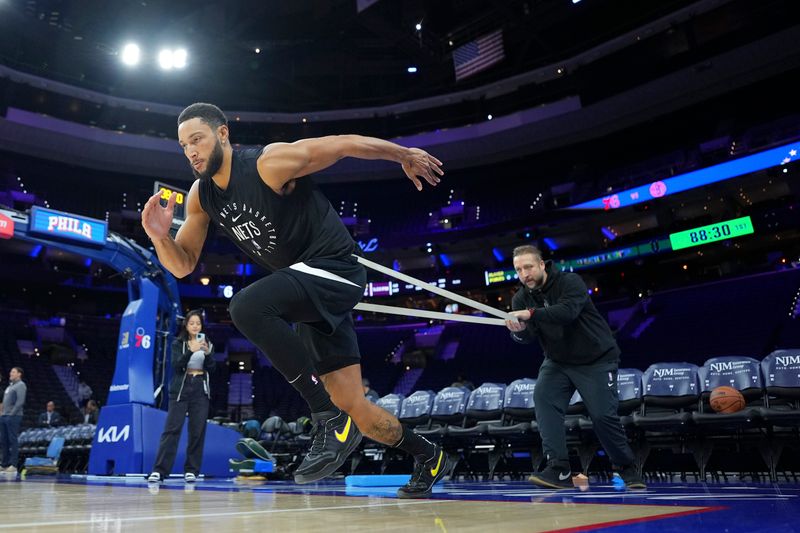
257, 135, 443, 192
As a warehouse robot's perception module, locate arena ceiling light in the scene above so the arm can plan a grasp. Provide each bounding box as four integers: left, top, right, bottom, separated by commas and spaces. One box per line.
173, 49, 188, 68
158, 48, 188, 70
120, 43, 141, 66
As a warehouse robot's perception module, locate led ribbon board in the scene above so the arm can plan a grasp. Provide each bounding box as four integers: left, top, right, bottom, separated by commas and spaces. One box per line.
0, 211, 14, 239
29, 206, 107, 246
568, 142, 799, 210
669, 216, 754, 251
484, 217, 753, 280
558, 238, 672, 271
363, 281, 400, 297
484, 269, 519, 286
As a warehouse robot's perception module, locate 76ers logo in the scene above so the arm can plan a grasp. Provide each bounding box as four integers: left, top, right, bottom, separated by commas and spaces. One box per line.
134, 327, 151, 349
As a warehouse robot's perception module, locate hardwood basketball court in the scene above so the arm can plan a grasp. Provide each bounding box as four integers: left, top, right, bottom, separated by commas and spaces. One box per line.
1, 476, 796, 532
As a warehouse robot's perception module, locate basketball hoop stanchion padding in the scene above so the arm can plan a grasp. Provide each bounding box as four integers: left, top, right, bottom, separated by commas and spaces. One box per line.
89, 277, 239, 476
0, 206, 239, 476
107, 277, 159, 406
89, 278, 241, 476
89, 404, 239, 477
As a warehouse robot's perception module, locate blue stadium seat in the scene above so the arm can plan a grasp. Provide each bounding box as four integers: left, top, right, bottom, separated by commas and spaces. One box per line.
758, 349, 800, 480
483, 378, 541, 477
631, 363, 702, 477
398, 390, 435, 427
79, 425, 95, 451
617, 368, 643, 428
444, 383, 506, 480
415, 386, 469, 438
376, 394, 405, 418
18, 428, 34, 448
31, 428, 48, 454
689, 356, 770, 479
448, 383, 506, 437
758, 350, 800, 425
488, 378, 537, 437
63, 426, 82, 451
633, 362, 700, 431
503, 378, 536, 415
761, 348, 800, 397
692, 356, 763, 427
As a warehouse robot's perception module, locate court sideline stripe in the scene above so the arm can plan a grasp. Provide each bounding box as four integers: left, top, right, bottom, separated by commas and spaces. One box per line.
543, 505, 727, 533
0, 498, 460, 529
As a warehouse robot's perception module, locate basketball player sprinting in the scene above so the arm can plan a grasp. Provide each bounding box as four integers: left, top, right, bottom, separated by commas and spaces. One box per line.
141, 103, 448, 497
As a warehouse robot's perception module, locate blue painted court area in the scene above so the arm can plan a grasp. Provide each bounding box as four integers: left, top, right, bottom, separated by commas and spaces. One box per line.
63, 476, 800, 532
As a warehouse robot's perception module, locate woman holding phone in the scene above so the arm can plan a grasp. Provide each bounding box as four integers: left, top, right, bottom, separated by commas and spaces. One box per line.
148, 309, 216, 483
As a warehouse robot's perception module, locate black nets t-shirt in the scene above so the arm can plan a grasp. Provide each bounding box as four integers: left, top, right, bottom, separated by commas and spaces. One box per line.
198, 148, 358, 272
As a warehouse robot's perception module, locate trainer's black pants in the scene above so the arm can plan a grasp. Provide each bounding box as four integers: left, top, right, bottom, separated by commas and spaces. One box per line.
152, 375, 209, 476
534, 357, 635, 468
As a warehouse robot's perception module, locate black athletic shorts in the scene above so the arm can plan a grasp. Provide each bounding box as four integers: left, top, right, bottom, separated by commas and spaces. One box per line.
282, 254, 367, 374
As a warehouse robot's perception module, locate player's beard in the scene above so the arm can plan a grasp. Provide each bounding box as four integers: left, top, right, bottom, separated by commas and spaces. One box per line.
192, 138, 224, 181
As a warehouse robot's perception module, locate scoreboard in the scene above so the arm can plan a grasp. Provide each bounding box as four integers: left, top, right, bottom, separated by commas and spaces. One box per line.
153, 181, 190, 228
669, 216, 754, 251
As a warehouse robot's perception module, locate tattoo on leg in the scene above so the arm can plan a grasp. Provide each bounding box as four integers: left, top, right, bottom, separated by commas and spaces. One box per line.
367, 412, 402, 445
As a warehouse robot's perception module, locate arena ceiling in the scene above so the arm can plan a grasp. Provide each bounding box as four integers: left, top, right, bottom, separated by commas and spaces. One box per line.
0, 0, 704, 110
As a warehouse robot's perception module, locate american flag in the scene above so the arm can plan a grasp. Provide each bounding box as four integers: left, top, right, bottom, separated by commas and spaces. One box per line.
452, 30, 505, 82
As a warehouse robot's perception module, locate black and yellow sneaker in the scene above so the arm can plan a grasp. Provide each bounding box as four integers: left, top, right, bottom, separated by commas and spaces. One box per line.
619, 465, 647, 490
528, 461, 573, 489
293, 410, 362, 484
397, 446, 449, 499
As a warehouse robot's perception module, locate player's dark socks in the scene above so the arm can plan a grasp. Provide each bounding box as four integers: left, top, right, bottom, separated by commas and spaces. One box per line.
288, 366, 336, 413
393, 425, 436, 461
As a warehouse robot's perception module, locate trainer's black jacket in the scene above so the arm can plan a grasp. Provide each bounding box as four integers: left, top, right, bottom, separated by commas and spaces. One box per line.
510, 261, 620, 364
